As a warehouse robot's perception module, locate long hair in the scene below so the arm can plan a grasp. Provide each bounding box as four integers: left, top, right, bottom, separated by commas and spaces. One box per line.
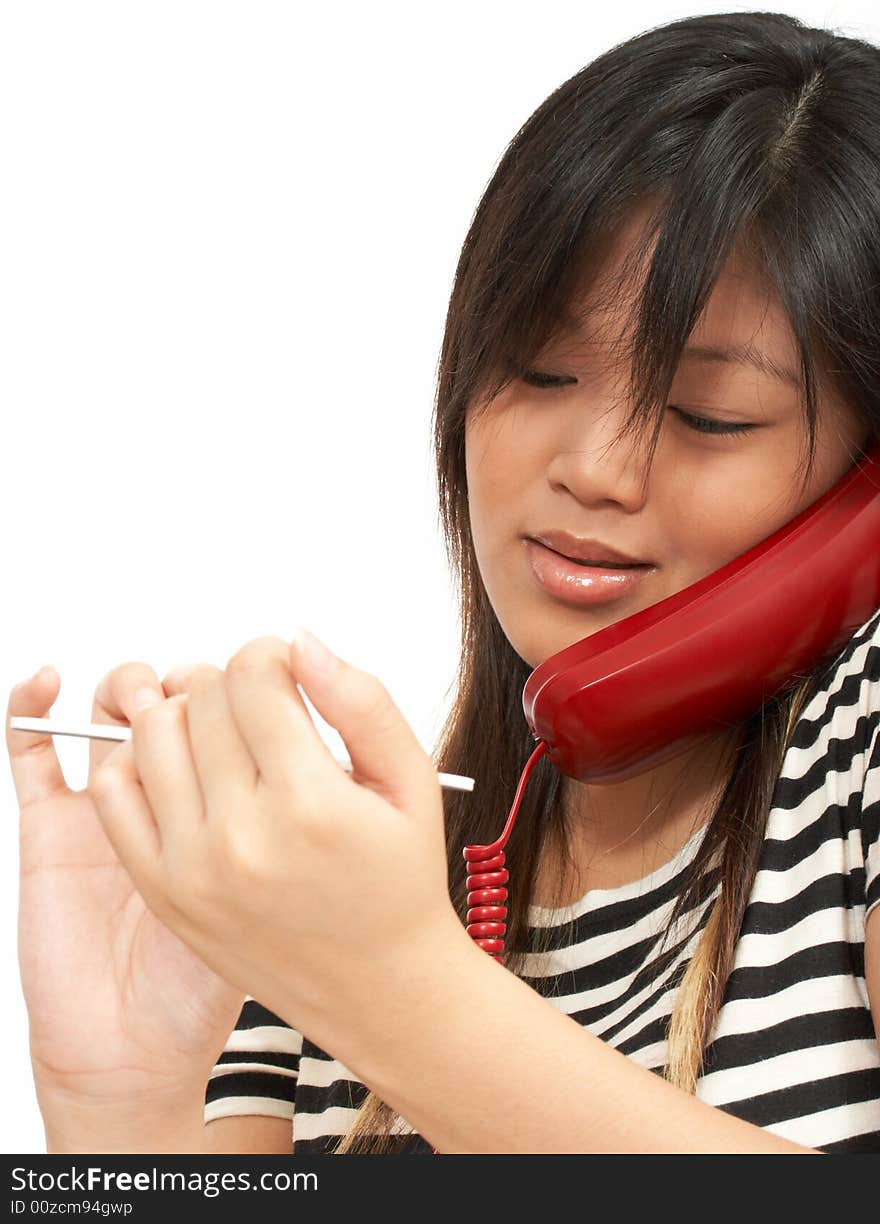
334, 10, 880, 1152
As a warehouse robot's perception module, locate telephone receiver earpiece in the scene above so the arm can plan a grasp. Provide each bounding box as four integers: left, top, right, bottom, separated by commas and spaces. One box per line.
523, 435, 880, 783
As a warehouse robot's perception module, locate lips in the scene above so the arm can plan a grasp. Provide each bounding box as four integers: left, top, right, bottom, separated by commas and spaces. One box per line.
536, 546, 643, 568
527, 530, 650, 567
523, 538, 653, 606
555, 555, 640, 568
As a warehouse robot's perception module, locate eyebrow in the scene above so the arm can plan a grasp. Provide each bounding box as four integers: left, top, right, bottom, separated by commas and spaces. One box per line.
679, 342, 801, 388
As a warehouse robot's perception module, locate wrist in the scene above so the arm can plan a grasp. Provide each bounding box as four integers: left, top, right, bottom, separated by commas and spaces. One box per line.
315, 914, 487, 1090
35, 1080, 209, 1154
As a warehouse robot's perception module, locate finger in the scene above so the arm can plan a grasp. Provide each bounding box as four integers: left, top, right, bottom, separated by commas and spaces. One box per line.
161, 664, 198, 696
89, 661, 170, 785
5, 666, 69, 809
89, 738, 164, 899
223, 636, 338, 791
183, 664, 258, 812
130, 693, 208, 853
290, 627, 435, 813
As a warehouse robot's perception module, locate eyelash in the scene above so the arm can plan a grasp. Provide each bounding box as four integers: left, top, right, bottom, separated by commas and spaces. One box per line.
520, 371, 756, 437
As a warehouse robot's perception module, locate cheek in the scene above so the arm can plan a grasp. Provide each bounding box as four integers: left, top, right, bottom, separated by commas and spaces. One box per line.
662, 449, 808, 579
466, 419, 529, 541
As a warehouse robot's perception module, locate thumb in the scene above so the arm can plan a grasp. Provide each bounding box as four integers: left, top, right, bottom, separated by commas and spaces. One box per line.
290, 627, 436, 813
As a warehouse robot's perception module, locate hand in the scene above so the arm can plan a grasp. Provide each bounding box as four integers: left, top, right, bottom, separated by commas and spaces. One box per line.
6, 660, 247, 1111
87, 630, 466, 1053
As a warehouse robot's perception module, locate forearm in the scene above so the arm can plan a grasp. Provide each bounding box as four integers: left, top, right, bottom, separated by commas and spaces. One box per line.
323, 927, 823, 1155
36, 1083, 210, 1154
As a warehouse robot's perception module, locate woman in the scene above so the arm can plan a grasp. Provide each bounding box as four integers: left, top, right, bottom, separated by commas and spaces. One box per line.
9, 10, 880, 1154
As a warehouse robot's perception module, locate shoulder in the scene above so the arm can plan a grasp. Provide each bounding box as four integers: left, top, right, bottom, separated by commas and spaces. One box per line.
765, 605, 880, 911
786, 605, 880, 764
814, 606, 880, 705
824, 607, 880, 923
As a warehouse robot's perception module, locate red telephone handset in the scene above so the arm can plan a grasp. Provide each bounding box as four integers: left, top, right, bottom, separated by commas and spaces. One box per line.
461, 436, 880, 964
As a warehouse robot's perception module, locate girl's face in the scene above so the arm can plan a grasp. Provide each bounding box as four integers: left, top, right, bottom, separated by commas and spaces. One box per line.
465, 217, 871, 670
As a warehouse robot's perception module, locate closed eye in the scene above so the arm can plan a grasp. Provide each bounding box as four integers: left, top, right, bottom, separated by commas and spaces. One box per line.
669, 408, 756, 437
521, 369, 577, 389
520, 371, 757, 437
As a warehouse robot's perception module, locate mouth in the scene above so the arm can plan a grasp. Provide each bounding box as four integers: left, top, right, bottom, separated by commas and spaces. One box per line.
549, 553, 645, 569
529, 541, 650, 569
526, 530, 653, 568
523, 538, 655, 606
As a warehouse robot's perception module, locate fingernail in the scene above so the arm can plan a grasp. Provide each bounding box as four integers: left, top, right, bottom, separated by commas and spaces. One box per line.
293, 626, 338, 674
133, 687, 163, 710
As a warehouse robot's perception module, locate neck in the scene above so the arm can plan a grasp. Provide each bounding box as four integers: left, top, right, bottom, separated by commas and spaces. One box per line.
560, 727, 742, 859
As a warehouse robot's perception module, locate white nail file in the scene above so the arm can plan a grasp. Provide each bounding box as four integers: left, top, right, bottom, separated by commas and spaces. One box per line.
9, 715, 475, 792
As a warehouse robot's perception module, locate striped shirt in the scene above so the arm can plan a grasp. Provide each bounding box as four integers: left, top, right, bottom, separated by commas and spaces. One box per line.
204, 606, 880, 1153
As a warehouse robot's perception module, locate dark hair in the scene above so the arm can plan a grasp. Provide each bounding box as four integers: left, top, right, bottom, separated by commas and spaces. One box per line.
335, 10, 880, 1152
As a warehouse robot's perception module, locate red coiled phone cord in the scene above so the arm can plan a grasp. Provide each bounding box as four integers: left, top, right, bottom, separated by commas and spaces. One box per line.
430, 738, 548, 1154
463, 738, 548, 959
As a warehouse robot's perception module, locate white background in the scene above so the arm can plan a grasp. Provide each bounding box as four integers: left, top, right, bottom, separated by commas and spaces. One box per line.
1, 0, 876, 1154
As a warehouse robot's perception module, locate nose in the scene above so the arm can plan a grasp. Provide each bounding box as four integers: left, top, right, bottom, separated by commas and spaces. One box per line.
546, 393, 655, 508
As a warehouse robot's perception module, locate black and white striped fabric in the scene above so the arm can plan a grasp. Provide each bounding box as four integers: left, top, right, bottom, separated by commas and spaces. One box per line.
204, 606, 880, 1153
